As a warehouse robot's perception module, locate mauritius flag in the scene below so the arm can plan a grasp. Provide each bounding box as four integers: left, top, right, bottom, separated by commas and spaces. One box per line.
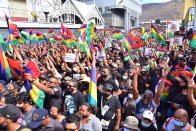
123, 53, 131, 61
151, 23, 166, 44
62, 35, 79, 46
30, 29, 37, 40
0, 45, 11, 81
191, 31, 196, 49
156, 48, 166, 56
24, 60, 45, 108
36, 32, 45, 41
111, 29, 124, 39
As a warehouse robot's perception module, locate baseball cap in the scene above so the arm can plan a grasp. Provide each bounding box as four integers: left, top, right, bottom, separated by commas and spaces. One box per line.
142, 110, 154, 121
143, 90, 153, 98
123, 116, 140, 131
28, 108, 49, 128
102, 83, 113, 91
0, 104, 21, 122
0, 80, 6, 85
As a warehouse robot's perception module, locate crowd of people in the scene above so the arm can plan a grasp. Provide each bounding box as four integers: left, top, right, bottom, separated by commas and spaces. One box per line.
0, 26, 195, 131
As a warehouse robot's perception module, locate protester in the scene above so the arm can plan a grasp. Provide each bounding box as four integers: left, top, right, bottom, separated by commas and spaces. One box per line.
79, 103, 102, 131
162, 108, 196, 131
121, 116, 141, 131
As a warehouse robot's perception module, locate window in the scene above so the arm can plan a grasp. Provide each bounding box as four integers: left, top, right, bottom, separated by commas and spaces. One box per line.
105, 6, 111, 14
98, 8, 102, 13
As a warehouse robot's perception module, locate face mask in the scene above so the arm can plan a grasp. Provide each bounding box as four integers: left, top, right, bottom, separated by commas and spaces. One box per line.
50, 114, 57, 119
141, 121, 150, 128
122, 75, 128, 80
179, 63, 185, 68
19, 107, 25, 113
173, 119, 184, 127
73, 67, 78, 72
102, 93, 110, 99
102, 74, 108, 78
123, 127, 134, 131
65, 88, 73, 94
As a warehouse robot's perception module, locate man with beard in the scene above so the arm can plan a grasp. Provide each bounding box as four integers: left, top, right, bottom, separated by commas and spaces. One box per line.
64, 79, 86, 115
28, 108, 64, 130
172, 57, 192, 72
79, 103, 102, 131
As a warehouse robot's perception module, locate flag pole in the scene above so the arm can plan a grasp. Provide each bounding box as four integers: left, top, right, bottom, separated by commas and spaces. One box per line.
194, 1, 196, 31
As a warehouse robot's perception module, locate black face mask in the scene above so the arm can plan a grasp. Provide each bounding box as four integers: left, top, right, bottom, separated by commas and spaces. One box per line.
179, 63, 185, 68
61, 83, 67, 88
0, 125, 6, 130
19, 107, 25, 113
50, 114, 57, 119
102, 74, 108, 78
65, 88, 73, 94
102, 93, 110, 99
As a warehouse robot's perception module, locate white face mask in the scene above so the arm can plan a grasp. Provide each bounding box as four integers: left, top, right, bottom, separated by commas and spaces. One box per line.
122, 75, 128, 80
73, 67, 78, 72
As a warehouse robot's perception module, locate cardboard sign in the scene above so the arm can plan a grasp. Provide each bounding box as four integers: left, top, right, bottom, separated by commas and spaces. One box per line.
96, 52, 106, 59
170, 37, 183, 46
144, 48, 155, 56
64, 53, 76, 62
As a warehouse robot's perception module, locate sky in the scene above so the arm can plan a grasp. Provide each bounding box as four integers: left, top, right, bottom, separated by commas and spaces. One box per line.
142, 0, 172, 4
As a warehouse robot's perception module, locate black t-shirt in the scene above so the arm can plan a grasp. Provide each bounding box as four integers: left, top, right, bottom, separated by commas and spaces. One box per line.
44, 86, 62, 110
138, 120, 157, 131
97, 77, 119, 92
71, 90, 86, 111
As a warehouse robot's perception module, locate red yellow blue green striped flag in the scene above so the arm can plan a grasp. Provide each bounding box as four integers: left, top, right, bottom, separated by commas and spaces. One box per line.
191, 31, 196, 49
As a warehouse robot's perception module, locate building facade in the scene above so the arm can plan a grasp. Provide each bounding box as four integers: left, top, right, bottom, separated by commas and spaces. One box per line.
0, 0, 104, 30
74, 0, 142, 31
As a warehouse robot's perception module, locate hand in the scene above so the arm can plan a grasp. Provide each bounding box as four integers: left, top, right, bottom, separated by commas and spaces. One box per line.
114, 125, 120, 131
24, 73, 33, 81
162, 65, 172, 78
188, 80, 195, 89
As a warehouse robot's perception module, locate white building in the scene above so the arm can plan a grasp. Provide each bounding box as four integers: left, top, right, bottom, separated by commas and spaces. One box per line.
0, 0, 104, 30
74, 0, 142, 31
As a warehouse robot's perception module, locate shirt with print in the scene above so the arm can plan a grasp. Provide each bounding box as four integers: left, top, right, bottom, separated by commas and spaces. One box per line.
71, 90, 86, 112
135, 96, 158, 119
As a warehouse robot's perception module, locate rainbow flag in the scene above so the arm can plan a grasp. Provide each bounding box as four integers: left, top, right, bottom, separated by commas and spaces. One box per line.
156, 48, 166, 56
151, 23, 166, 44
111, 30, 123, 39
0, 45, 11, 81
24, 60, 44, 108
124, 53, 131, 61
191, 31, 196, 49
36, 32, 45, 41
62, 35, 79, 46
30, 29, 37, 40
88, 64, 97, 107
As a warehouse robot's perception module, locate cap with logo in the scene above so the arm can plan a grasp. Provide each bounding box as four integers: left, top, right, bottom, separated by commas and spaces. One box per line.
0, 104, 21, 122
28, 108, 48, 128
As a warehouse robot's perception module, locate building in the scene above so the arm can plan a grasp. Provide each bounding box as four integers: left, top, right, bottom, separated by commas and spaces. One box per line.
0, 0, 104, 34
74, 0, 142, 31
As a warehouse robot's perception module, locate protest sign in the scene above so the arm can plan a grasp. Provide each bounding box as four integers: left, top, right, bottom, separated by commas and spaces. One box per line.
144, 48, 155, 56
64, 53, 76, 62
96, 52, 106, 59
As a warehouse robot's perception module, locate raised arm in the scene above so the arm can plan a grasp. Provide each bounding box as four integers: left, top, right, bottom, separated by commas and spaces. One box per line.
188, 80, 196, 109
132, 66, 139, 100
154, 65, 172, 105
